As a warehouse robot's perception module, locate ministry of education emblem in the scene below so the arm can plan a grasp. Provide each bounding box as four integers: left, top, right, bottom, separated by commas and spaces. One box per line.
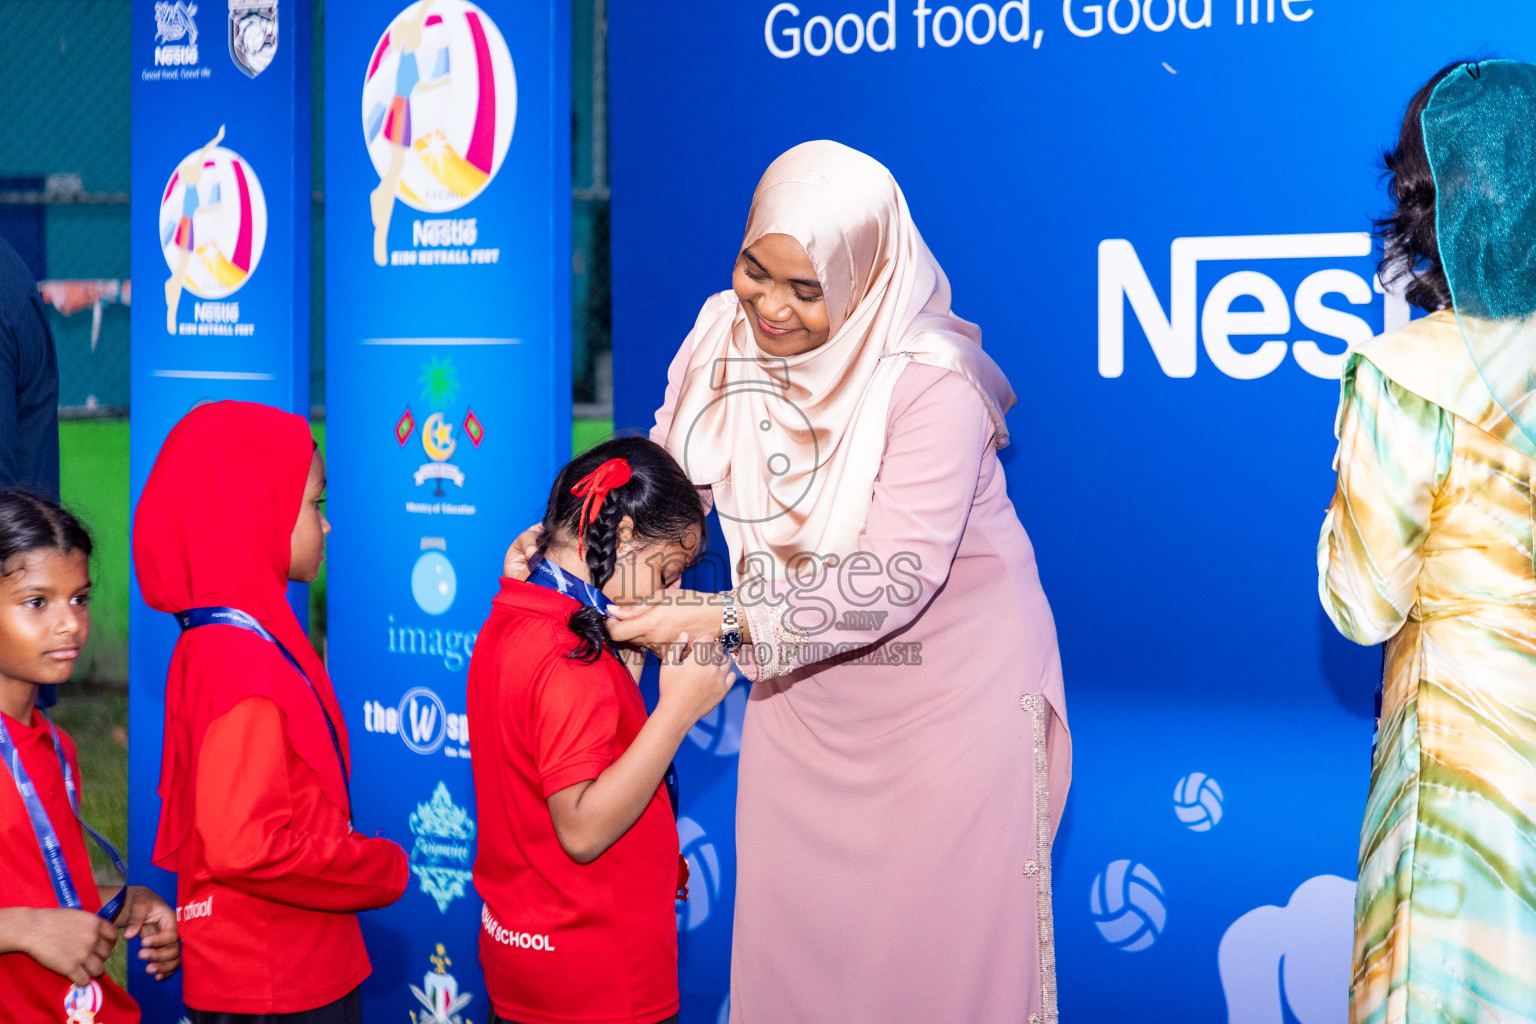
228, 0, 278, 77
409, 781, 476, 913
409, 944, 473, 1024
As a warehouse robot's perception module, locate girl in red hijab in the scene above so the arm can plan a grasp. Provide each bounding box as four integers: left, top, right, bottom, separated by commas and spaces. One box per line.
134, 401, 408, 1023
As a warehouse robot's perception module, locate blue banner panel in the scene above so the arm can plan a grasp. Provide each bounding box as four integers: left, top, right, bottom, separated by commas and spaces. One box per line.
608, 5, 1536, 1022
128, 0, 310, 1018
324, 2, 569, 1021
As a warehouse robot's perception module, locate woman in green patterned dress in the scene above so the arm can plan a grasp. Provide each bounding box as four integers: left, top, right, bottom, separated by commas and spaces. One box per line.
1320, 60, 1536, 1024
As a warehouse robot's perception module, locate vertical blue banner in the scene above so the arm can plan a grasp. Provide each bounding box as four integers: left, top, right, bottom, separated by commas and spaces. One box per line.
324, 2, 569, 1021
128, 0, 310, 1018
606, 5, 1536, 1023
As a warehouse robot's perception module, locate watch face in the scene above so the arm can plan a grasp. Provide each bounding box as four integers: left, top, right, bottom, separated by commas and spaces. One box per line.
720, 630, 743, 651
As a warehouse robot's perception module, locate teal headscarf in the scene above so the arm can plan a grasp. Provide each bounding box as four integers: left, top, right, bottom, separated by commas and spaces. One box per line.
1423, 59, 1536, 444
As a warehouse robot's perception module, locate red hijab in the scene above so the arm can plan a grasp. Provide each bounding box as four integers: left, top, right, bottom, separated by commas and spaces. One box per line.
133, 400, 348, 871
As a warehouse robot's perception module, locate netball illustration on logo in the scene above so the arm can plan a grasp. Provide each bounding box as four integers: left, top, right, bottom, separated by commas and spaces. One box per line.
158, 126, 267, 331
677, 816, 722, 932
1173, 771, 1224, 832
362, 0, 517, 265
687, 678, 747, 757
1089, 859, 1165, 952
64, 981, 104, 1024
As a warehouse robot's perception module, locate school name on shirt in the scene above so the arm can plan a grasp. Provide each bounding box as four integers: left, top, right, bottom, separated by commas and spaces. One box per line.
482, 904, 556, 952
177, 895, 213, 922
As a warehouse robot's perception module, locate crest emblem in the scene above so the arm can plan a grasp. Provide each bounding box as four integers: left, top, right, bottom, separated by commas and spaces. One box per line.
228, 0, 278, 77
413, 358, 468, 494
409, 943, 473, 1024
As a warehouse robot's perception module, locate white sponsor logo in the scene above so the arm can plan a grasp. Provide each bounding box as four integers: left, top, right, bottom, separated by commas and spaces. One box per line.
413, 219, 479, 248
1099, 233, 1412, 379
154, 1, 201, 65
364, 687, 471, 758
1219, 875, 1354, 1024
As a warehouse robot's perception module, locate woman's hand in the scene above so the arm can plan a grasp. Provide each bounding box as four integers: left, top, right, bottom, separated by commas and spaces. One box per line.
118, 886, 180, 980
502, 524, 541, 581
607, 591, 722, 657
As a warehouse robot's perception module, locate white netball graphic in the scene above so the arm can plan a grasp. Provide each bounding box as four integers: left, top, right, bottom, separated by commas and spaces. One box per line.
1173, 771, 1224, 832
687, 680, 748, 757
1090, 859, 1166, 952
158, 140, 267, 300
361, 0, 517, 214
677, 816, 722, 932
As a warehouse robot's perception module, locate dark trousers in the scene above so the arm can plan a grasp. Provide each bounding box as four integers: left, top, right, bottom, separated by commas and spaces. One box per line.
187, 988, 362, 1024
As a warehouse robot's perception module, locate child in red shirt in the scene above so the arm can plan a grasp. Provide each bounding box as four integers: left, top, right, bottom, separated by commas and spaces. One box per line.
134, 401, 409, 1022
0, 489, 181, 1023
470, 437, 734, 1024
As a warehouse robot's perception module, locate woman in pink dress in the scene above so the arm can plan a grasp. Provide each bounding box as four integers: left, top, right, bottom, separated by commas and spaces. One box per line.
526, 140, 1070, 1022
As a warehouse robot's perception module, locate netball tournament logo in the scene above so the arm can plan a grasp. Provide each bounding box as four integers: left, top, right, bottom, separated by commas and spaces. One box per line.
64, 981, 103, 1024
362, 0, 517, 266
158, 126, 267, 332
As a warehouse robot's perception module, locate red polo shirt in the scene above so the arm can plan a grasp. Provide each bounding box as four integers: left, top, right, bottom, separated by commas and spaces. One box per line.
0, 710, 139, 1024
468, 579, 679, 1024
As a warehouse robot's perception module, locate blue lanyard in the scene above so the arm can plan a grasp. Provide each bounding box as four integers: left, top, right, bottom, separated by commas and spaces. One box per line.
0, 707, 128, 921
175, 607, 352, 824
525, 558, 680, 818
529, 557, 616, 615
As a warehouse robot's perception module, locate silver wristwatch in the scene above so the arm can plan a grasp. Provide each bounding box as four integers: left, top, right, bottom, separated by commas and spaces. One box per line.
720, 590, 743, 654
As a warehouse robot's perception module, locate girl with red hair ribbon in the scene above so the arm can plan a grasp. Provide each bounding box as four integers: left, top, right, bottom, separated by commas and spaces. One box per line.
467, 437, 733, 1024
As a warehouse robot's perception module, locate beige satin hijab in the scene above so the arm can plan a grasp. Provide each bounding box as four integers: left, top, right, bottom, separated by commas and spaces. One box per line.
664, 141, 1016, 571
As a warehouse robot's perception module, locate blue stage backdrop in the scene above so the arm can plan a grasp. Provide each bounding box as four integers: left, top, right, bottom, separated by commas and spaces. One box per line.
608, 5, 1536, 1022
323, 1, 569, 1021
128, 0, 310, 1017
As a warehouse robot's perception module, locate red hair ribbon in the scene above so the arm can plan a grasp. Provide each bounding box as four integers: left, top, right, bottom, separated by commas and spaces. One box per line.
570, 458, 633, 558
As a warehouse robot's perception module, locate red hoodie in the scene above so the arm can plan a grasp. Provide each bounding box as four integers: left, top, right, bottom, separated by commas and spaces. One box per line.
133, 400, 408, 1015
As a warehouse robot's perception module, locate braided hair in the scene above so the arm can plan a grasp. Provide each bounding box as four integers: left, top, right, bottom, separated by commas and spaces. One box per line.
536, 436, 705, 663
0, 489, 93, 577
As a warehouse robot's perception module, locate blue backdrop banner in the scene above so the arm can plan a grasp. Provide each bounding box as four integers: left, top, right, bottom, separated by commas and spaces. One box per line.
128, 0, 310, 1017
323, 2, 569, 1022
607, 5, 1535, 1022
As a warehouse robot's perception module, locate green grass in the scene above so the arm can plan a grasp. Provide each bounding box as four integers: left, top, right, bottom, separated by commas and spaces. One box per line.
573, 417, 615, 454
59, 420, 130, 683
49, 686, 130, 987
